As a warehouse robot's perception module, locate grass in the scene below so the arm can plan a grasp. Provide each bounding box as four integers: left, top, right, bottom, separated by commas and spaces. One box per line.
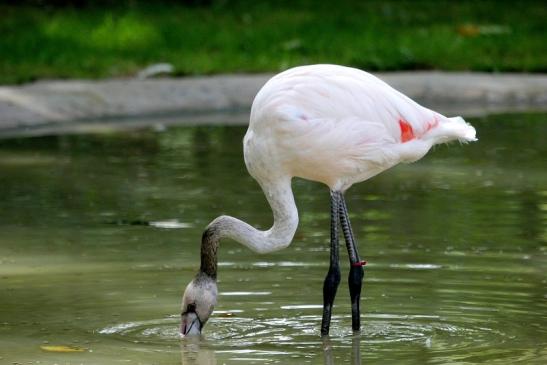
1, 0, 546, 84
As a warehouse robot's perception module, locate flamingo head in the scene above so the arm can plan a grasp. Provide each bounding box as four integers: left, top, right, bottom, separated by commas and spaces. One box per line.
180, 273, 217, 336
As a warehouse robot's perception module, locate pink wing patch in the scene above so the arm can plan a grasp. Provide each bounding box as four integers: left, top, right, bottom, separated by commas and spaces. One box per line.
399, 119, 415, 143
424, 117, 439, 133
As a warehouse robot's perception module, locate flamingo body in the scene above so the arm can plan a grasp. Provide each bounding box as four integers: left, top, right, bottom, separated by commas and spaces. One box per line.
245, 64, 476, 191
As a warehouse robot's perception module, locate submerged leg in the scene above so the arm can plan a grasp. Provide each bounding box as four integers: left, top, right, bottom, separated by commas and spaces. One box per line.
339, 194, 365, 332
321, 190, 341, 336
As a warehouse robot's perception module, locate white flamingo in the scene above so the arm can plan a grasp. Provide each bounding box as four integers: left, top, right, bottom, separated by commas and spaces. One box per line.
180, 64, 477, 336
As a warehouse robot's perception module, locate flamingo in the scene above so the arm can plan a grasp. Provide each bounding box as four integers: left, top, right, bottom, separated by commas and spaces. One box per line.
180, 64, 477, 336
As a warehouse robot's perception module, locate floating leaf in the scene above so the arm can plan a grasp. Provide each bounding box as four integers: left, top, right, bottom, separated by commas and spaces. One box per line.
40, 345, 85, 353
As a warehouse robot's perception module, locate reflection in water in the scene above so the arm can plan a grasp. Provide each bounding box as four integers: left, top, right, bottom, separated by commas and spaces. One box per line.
323, 337, 334, 365
180, 334, 362, 365
0, 113, 546, 364
352, 335, 361, 365
323, 335, 361, 365
179, 334, 363, 365
180, 337, 216, 365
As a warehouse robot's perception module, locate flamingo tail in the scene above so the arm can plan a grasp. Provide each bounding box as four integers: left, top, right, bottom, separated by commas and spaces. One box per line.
426, 116, 477, 144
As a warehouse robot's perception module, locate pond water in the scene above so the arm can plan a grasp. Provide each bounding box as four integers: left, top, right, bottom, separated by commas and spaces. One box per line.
0, 113, 545, 364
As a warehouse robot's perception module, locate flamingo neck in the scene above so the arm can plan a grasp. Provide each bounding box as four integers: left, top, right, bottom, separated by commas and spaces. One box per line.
200, 177, 299, 278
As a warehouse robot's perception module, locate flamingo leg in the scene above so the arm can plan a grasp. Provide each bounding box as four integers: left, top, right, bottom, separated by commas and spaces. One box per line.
339, 194, 365, 332
321, 190, 341, 336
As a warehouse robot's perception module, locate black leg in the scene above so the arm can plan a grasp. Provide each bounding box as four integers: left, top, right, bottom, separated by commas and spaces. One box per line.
321, 190, 341, 336
339, 194, 365, 332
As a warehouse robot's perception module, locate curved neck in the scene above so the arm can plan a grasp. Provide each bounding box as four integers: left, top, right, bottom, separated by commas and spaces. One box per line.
200, 177, 299, 278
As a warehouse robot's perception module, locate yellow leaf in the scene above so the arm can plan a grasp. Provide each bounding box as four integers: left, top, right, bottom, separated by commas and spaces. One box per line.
457, 24, 480, 37
40, 345, 85, 353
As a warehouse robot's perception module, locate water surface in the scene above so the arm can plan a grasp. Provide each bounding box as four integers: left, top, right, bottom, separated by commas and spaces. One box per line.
0, 113, 545, 364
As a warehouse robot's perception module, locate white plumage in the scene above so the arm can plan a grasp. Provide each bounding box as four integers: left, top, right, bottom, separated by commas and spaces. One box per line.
245, 64, 476, 191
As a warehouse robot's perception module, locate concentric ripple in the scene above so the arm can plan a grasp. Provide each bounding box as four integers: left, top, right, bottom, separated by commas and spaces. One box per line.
99, 311, 514, 362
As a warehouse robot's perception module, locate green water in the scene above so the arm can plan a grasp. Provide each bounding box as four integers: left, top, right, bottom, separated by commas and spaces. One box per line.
0, 113, 545, 364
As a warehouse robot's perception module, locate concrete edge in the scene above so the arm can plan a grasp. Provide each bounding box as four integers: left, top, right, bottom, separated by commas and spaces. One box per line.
1, 71, 546, 138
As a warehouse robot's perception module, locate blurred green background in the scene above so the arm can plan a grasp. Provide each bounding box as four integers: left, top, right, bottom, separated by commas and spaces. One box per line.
1, 0, 546, 84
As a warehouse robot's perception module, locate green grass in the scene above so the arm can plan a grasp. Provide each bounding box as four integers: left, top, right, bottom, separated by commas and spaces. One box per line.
1, 0, 546, 84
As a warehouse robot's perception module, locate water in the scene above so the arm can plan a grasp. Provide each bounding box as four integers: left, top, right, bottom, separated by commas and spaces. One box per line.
0, 113, 545, 364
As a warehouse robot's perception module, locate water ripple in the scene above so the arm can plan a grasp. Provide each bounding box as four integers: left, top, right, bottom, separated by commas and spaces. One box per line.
99, 312, 511, 352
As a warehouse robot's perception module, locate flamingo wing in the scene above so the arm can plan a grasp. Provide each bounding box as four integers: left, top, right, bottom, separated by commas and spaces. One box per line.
252, 64, 442, 145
